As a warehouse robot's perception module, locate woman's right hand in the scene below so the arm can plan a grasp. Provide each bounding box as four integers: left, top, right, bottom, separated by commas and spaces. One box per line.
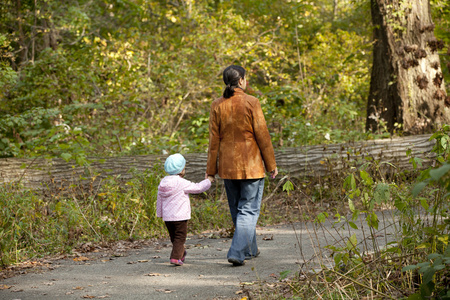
206, 172, 215, 182
270, 167, 278, 179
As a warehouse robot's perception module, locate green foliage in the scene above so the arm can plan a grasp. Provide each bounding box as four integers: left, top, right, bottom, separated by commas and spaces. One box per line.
282, 180, 294, 196
0, 163, 232, 267
0, 0, 375, 161
400, 128, 450, 299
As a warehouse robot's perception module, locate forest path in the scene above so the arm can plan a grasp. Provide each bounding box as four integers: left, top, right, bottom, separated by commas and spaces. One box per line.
0, 210, 398, 300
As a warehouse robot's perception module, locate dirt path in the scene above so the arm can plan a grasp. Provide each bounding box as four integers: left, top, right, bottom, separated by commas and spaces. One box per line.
0, 211, 398, 300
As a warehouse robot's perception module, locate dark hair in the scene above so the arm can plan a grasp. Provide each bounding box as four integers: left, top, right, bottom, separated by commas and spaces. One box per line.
222, 65, 246, 98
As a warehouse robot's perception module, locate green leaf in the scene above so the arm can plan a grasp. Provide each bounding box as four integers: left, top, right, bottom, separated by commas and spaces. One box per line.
429, 163, 450, 181
412, 181, 428, 197
348, 221, 358, 230
360, 170, 373, 186
367, 212, 379, 230
61, 153, 72, 162
282, 180, 294, 195
420, 280, 435, 296
348, 199, 355, 212
316, 212, 328, 224
406, 293, 423, 300
346, 234, 357, 251
280, 270, 292, 280
374, 183, 390, 203
402, 265, 418, 272
420, 199, 429, 210
428, 253, 441, 260
344, 174, 356, 191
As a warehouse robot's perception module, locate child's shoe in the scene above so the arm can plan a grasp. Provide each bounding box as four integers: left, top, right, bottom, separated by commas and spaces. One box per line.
181, 250, 187, 262
170, 259, 183, 266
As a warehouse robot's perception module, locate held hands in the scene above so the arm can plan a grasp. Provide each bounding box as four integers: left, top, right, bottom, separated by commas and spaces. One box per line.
205, 172, 215, 183
270, 167, 278, 179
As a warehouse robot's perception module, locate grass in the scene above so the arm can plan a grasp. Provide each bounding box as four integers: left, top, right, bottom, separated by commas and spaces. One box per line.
1, 154, 449, 299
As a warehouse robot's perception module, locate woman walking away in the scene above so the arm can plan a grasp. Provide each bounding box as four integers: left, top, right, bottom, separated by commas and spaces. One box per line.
206, 65, 278, 266
157, 153, 214, 266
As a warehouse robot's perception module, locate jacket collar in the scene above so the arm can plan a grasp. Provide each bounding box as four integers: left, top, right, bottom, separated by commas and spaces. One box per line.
234, 88, 246, 95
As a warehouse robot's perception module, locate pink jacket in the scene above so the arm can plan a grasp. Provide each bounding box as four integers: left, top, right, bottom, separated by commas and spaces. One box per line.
157, 175, 211, 221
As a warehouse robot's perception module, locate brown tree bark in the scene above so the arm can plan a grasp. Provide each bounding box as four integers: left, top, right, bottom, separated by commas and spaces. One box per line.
0, 134, 436, 190
367, 0, 450, 134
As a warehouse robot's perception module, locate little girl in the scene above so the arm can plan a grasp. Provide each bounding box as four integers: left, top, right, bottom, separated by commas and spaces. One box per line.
157, 153, 214, 266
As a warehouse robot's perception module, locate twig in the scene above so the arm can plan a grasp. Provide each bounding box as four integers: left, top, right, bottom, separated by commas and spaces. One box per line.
72, 196, 101, 239
129, 214, 139, 239
17, 155, 41, 186
262, 175, 288, 202
328, 268, 396, 299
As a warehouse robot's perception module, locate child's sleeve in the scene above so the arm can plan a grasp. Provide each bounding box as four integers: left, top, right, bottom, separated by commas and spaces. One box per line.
156, 189, 162, 218
183, 178, 212, 194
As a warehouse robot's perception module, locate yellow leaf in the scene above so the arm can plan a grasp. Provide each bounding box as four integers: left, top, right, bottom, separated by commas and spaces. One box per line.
416, 243, 429, 249
437, 235, 448, 244
73, 256, 89, 261
0, 285, 12, 290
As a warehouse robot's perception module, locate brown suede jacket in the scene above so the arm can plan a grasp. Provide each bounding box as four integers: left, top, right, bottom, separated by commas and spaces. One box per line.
206, 88, 277, 180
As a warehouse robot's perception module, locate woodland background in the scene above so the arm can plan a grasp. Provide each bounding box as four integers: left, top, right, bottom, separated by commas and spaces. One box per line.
2, 1, 450, 298
1, 0, 449, 163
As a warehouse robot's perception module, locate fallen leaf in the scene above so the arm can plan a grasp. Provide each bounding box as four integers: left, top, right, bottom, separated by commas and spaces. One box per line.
127, 261, 136, 264
66, 291, 75, 295
82, 295, 96, 299
73, 286, 84, 290
97, 295, 110, 298
144, 273, 161, 276
235, 290, 244, 294
73, 256, 89, 262
0, 284, 12, 290
263, 235, 273, 241
155, 289, 173, 293
137, 260, 149, 263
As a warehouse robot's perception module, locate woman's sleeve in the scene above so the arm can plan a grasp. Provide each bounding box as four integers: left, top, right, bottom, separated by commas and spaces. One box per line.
183, 178, 212, 194
206, 104, 220, 176
252, 100, 277, 172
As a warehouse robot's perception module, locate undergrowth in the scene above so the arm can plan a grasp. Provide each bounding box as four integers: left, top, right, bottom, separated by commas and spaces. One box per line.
2, 129, 450, 300
0, 163, 231, 267
247, 128, 450, 300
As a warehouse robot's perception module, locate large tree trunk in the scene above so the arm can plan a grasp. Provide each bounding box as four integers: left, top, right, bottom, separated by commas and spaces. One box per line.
367, 0, 450, 134
0, 134, 436, 190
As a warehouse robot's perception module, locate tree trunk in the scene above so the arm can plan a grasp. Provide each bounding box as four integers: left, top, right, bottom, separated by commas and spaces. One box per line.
367, 0, 450, 134
0, 134, 436, 190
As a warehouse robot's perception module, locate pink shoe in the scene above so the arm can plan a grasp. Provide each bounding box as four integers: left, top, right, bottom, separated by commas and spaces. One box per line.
181, 251, 187, 262
170, 259, 183, 266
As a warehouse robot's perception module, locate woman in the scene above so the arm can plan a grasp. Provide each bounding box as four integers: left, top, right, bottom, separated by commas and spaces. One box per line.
206, 65, 278, 266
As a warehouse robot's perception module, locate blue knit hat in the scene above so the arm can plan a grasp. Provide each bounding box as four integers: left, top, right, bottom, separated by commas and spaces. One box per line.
164, 153, 186, 175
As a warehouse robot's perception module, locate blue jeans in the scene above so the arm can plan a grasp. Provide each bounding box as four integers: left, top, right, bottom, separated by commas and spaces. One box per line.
224, 178, 265, 263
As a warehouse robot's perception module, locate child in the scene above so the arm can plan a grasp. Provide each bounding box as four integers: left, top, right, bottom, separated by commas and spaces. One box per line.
157, 153, 214, 266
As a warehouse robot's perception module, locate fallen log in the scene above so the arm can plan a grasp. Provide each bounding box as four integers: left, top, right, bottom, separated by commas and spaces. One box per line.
0, 134, 436, 190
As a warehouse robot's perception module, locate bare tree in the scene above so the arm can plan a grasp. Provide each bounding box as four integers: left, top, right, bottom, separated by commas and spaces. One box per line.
367, 0, 450, 134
